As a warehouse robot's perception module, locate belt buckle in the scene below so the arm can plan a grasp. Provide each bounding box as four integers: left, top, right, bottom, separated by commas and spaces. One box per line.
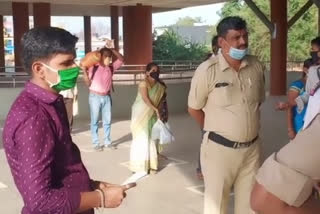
235, 142, 247, 149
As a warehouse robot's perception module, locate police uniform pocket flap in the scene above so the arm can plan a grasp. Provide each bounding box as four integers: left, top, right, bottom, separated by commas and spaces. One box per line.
215, 82, 229, 88
212, 81, 233, 107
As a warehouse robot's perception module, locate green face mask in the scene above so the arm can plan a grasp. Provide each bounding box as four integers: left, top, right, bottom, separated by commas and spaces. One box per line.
42, 63, 80, 91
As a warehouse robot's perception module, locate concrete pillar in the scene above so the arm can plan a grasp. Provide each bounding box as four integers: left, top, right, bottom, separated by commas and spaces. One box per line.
111, 6, 119, 51
84, 16, 92, 54
123, 4, 152, 65
33, 3, 50, 27
270, 0, 287, 95
0, 15, 5, 71
12, 2, 29, 68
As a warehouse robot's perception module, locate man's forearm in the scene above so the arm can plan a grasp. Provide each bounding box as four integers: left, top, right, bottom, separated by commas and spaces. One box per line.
251, 182, 320, 214
82, 72, 91, 87
77, 191, 101, 213
287, 107, 295, 130
111, 49, 124, 62
285, 197, 320, 214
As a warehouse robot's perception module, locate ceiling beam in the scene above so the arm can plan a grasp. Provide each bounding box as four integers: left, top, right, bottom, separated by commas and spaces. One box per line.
288, 0, 313, 29
244, 0, 274, 33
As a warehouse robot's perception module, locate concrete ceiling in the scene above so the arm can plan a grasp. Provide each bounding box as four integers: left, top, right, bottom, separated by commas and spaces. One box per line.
0, 0, 227, 7
0, 0, 228, 16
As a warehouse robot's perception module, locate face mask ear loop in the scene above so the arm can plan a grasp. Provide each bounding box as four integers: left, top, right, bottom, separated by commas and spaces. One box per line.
41, 63, 60, 87
41, 63, 58, 73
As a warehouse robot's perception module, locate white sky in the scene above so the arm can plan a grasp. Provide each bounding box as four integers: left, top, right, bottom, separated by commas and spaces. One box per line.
153, 3, 224, 27
51, 3, 224, 35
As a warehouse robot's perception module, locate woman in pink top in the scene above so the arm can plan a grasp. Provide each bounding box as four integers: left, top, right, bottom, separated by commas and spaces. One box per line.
83, 47, 124, 151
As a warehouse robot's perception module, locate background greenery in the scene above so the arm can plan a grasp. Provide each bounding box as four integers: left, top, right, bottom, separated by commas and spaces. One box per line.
153, 0, 319, 62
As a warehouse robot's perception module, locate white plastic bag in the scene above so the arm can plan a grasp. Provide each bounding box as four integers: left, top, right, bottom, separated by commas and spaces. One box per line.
151, 119, 175, 145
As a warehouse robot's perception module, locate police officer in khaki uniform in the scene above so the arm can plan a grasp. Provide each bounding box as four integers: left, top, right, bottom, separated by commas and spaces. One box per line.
188, 16, 265, 214
250, 37, 320, 214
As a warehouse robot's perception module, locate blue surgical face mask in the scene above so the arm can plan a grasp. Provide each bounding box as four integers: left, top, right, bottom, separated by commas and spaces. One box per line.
229, 46, 248, 60
225, 40, 248, 60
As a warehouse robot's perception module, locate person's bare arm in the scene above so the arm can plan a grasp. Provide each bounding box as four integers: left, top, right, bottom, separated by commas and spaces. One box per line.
140, 85, 160, 118
287, 89, 299, 139
82, 68, 91, 87
76, 191, 101, 212
111, 49, 124, 62
288, 89, 299, 107
251, 182, 320, 214
77, 182, 135, 212
287, 107, 296, 140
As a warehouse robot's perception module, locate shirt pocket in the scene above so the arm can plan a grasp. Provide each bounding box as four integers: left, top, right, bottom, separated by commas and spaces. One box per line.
211, 81, 233, 107
246, 75, 261, 103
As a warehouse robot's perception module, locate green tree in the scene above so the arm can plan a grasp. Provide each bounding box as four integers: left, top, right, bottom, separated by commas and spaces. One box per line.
218, 0, 318, 62
153, 29, 209, 61
287, 0, 318, 61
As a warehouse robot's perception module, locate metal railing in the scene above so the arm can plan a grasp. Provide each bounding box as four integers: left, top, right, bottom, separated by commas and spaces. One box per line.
0, 63, 198, 88
0, 61, 305, 88
0, 66, 28, 87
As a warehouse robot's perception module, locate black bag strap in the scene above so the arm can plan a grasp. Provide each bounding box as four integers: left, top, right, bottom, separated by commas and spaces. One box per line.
90, 64, 115, 93
90, 65, 99, 81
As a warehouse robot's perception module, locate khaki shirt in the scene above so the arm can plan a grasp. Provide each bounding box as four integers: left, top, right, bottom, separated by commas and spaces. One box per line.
188, 54, 265, 142
256, 114, 320, 207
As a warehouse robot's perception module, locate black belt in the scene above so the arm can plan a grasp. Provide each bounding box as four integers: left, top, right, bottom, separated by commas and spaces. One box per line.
207, 131, 258, 149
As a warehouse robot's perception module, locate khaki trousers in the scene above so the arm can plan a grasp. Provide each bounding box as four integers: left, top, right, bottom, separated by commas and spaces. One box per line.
201, 134, 261, 214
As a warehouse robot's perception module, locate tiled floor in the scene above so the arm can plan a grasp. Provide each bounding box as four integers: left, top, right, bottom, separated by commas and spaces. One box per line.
0, 96, 290, 214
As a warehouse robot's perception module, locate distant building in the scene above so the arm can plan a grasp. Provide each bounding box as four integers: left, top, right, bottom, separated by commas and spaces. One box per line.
155, 25, 211, 44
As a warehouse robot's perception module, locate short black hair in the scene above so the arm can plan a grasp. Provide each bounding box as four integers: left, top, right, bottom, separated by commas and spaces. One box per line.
21, 27, 78, 73
311, 36, 320, 48
303, 58, 313, 68
217, 16, 247, 38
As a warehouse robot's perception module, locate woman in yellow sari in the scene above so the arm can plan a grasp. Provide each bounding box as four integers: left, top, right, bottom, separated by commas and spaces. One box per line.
129, 62, 167, 179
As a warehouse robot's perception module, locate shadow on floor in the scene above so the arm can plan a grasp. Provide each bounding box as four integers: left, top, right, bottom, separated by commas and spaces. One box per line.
112, 133, 132, 148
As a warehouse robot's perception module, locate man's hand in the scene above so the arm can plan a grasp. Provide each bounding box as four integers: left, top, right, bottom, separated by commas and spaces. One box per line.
104, 39, 115, 49
101, 183, 136, 208
275, 101, 289, 111
288, 129, 296, 140
101, 185, 125, 208
154, 108, 160, 119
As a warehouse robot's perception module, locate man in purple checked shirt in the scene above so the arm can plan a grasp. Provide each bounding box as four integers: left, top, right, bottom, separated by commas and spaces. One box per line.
2, 27, 133, 213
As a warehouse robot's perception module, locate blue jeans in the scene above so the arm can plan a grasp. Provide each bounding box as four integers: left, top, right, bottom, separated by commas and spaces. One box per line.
89, 93, 112, 146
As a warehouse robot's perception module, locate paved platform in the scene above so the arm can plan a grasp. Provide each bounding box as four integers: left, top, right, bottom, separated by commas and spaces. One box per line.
0, 96, 289, 214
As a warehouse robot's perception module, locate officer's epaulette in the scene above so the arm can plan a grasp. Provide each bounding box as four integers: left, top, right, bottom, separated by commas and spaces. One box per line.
198, 55, 219, 71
